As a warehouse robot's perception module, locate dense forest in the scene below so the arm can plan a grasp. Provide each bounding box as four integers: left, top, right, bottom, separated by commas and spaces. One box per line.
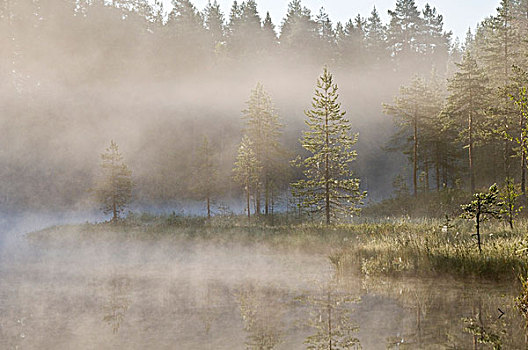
1, 0, 527, 216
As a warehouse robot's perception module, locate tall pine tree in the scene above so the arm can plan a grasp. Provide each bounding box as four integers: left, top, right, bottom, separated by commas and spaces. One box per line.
446, 51, 491, 193
292, 67, 365, 224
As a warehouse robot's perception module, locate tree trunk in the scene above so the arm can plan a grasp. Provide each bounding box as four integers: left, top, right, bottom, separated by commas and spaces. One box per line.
255, 187, 260, 215
476, 210, 482, 254
325, 93, 331, 225
206, 195, 211, 220
328, 291, 332, 350
435, 144, 440, 191
424, 158, 429, 192
112, 195, 117, 222
413, 111, 418, 197
264, 179, 269, 215
246, 185, 251, 221
521, 111, 526, 195
469, 111, 475, 193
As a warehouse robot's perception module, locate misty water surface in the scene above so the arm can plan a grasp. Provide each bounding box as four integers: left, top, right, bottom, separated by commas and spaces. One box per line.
0, 219, 525, 349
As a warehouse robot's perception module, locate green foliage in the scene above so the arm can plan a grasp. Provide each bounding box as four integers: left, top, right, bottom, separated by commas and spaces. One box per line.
242, 82, 286, 216
461, 184, 504, 221
461, 184, 504, 253
292, 67, 366, 224
463, 317, 503, 350
95, 140, 133, 221
238, 285, 284, 350
446, 51, 491, 193
233, 135, 261, 218
193, 136, 218, 219
300, 280, 361, 350
500, 178, 523, 229
516, 275, 528, 328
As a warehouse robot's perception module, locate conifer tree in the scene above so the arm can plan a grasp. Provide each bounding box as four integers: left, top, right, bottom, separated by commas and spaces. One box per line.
446, 51, 491, 193
365, 6, 387, 64
262, 11, 277, 48
242, 83, 284, 215
387, 0, 422, 60
511, 67, 528, 194
279, 0, 317, 53
203, 0, 225, 48
292, 67, 365, 224
193, 136, 217, 219
96, 140, 133, 222
461, 184, 503, 253
500, 177, 522, 229
384, 75, 429, 197
233, 136, 261, 220
420, 4, 451, 68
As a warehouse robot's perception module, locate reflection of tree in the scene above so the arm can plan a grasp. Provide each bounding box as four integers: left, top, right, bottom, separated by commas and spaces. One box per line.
360, 276, 526, 349
237, 284, 285, 350
462, 298, 506, 350
103, 276, 131, 334
300, 279, 361, 350
196, 281, 224, 350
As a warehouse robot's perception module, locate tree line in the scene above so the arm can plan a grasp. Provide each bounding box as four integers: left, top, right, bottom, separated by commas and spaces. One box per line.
99, 68, 365, 224
0, 0, 454, 85
3, 0, 517, 212
384, 0, 528, 198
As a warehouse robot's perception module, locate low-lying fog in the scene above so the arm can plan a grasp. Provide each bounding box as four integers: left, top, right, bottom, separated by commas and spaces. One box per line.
0, 218, 524, 349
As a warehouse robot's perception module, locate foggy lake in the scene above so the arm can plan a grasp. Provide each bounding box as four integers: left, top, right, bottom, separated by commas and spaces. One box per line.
0, 219, 524, 349
3, 0, 528, 348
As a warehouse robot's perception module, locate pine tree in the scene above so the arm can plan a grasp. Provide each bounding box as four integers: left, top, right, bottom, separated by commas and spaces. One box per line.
233, 136, 261, 220
242, 82, 284, 216
279, 0, 317, 53
203, 0, 225, 47
510, 67, 528, 194
193, 136, 217, 219
387, 0, 422, 61
384, 75, 429, 196
365, 6, 387, 65
262, 11, 277, 48
315, 7, 335, 58
96, 140, 133, 222
480, 0, 521, 179
420, 4, 451, 69
500, 177, 522, 229
446, 51, 491, 193
292, 67, 365, 224
461, 184, 503, 253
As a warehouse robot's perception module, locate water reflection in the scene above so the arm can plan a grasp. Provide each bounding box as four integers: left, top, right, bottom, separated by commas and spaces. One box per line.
0, 240, 527, 348
103, 276, 131, 335
237, 284, 285, 349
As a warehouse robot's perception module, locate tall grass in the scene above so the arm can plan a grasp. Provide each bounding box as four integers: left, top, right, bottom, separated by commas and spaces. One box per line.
26, 213, 528, 281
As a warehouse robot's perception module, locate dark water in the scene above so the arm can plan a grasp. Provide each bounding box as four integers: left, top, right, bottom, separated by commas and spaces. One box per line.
0, 227, 525, 349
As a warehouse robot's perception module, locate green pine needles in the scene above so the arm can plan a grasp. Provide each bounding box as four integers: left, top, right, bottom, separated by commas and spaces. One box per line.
95, 140, 133, 222
292, 67, 366, 224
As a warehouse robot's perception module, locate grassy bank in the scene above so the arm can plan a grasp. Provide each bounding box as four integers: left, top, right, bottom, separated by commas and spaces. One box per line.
26, 213, 528, 281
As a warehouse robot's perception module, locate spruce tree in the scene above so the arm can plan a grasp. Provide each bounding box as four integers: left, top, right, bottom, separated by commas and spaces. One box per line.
193, 136, 217, 219
203, 0, 225, 48
446, 51, 491, 193
387, 0, 422, 60
420, 4, 451, 69
233, 136, 261, 220
384, 75, 430, 196
279, 0, 317, 54
96, 140, 133, 222
292, 67, 365, 224
242, 83, 285, 216
365, 6, 387, 64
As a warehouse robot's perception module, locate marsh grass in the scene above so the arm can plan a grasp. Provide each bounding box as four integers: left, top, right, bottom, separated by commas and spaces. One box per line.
26, 213, 528, 281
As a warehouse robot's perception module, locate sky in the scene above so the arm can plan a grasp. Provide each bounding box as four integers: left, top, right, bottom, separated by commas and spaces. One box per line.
161, 0, 501, 40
